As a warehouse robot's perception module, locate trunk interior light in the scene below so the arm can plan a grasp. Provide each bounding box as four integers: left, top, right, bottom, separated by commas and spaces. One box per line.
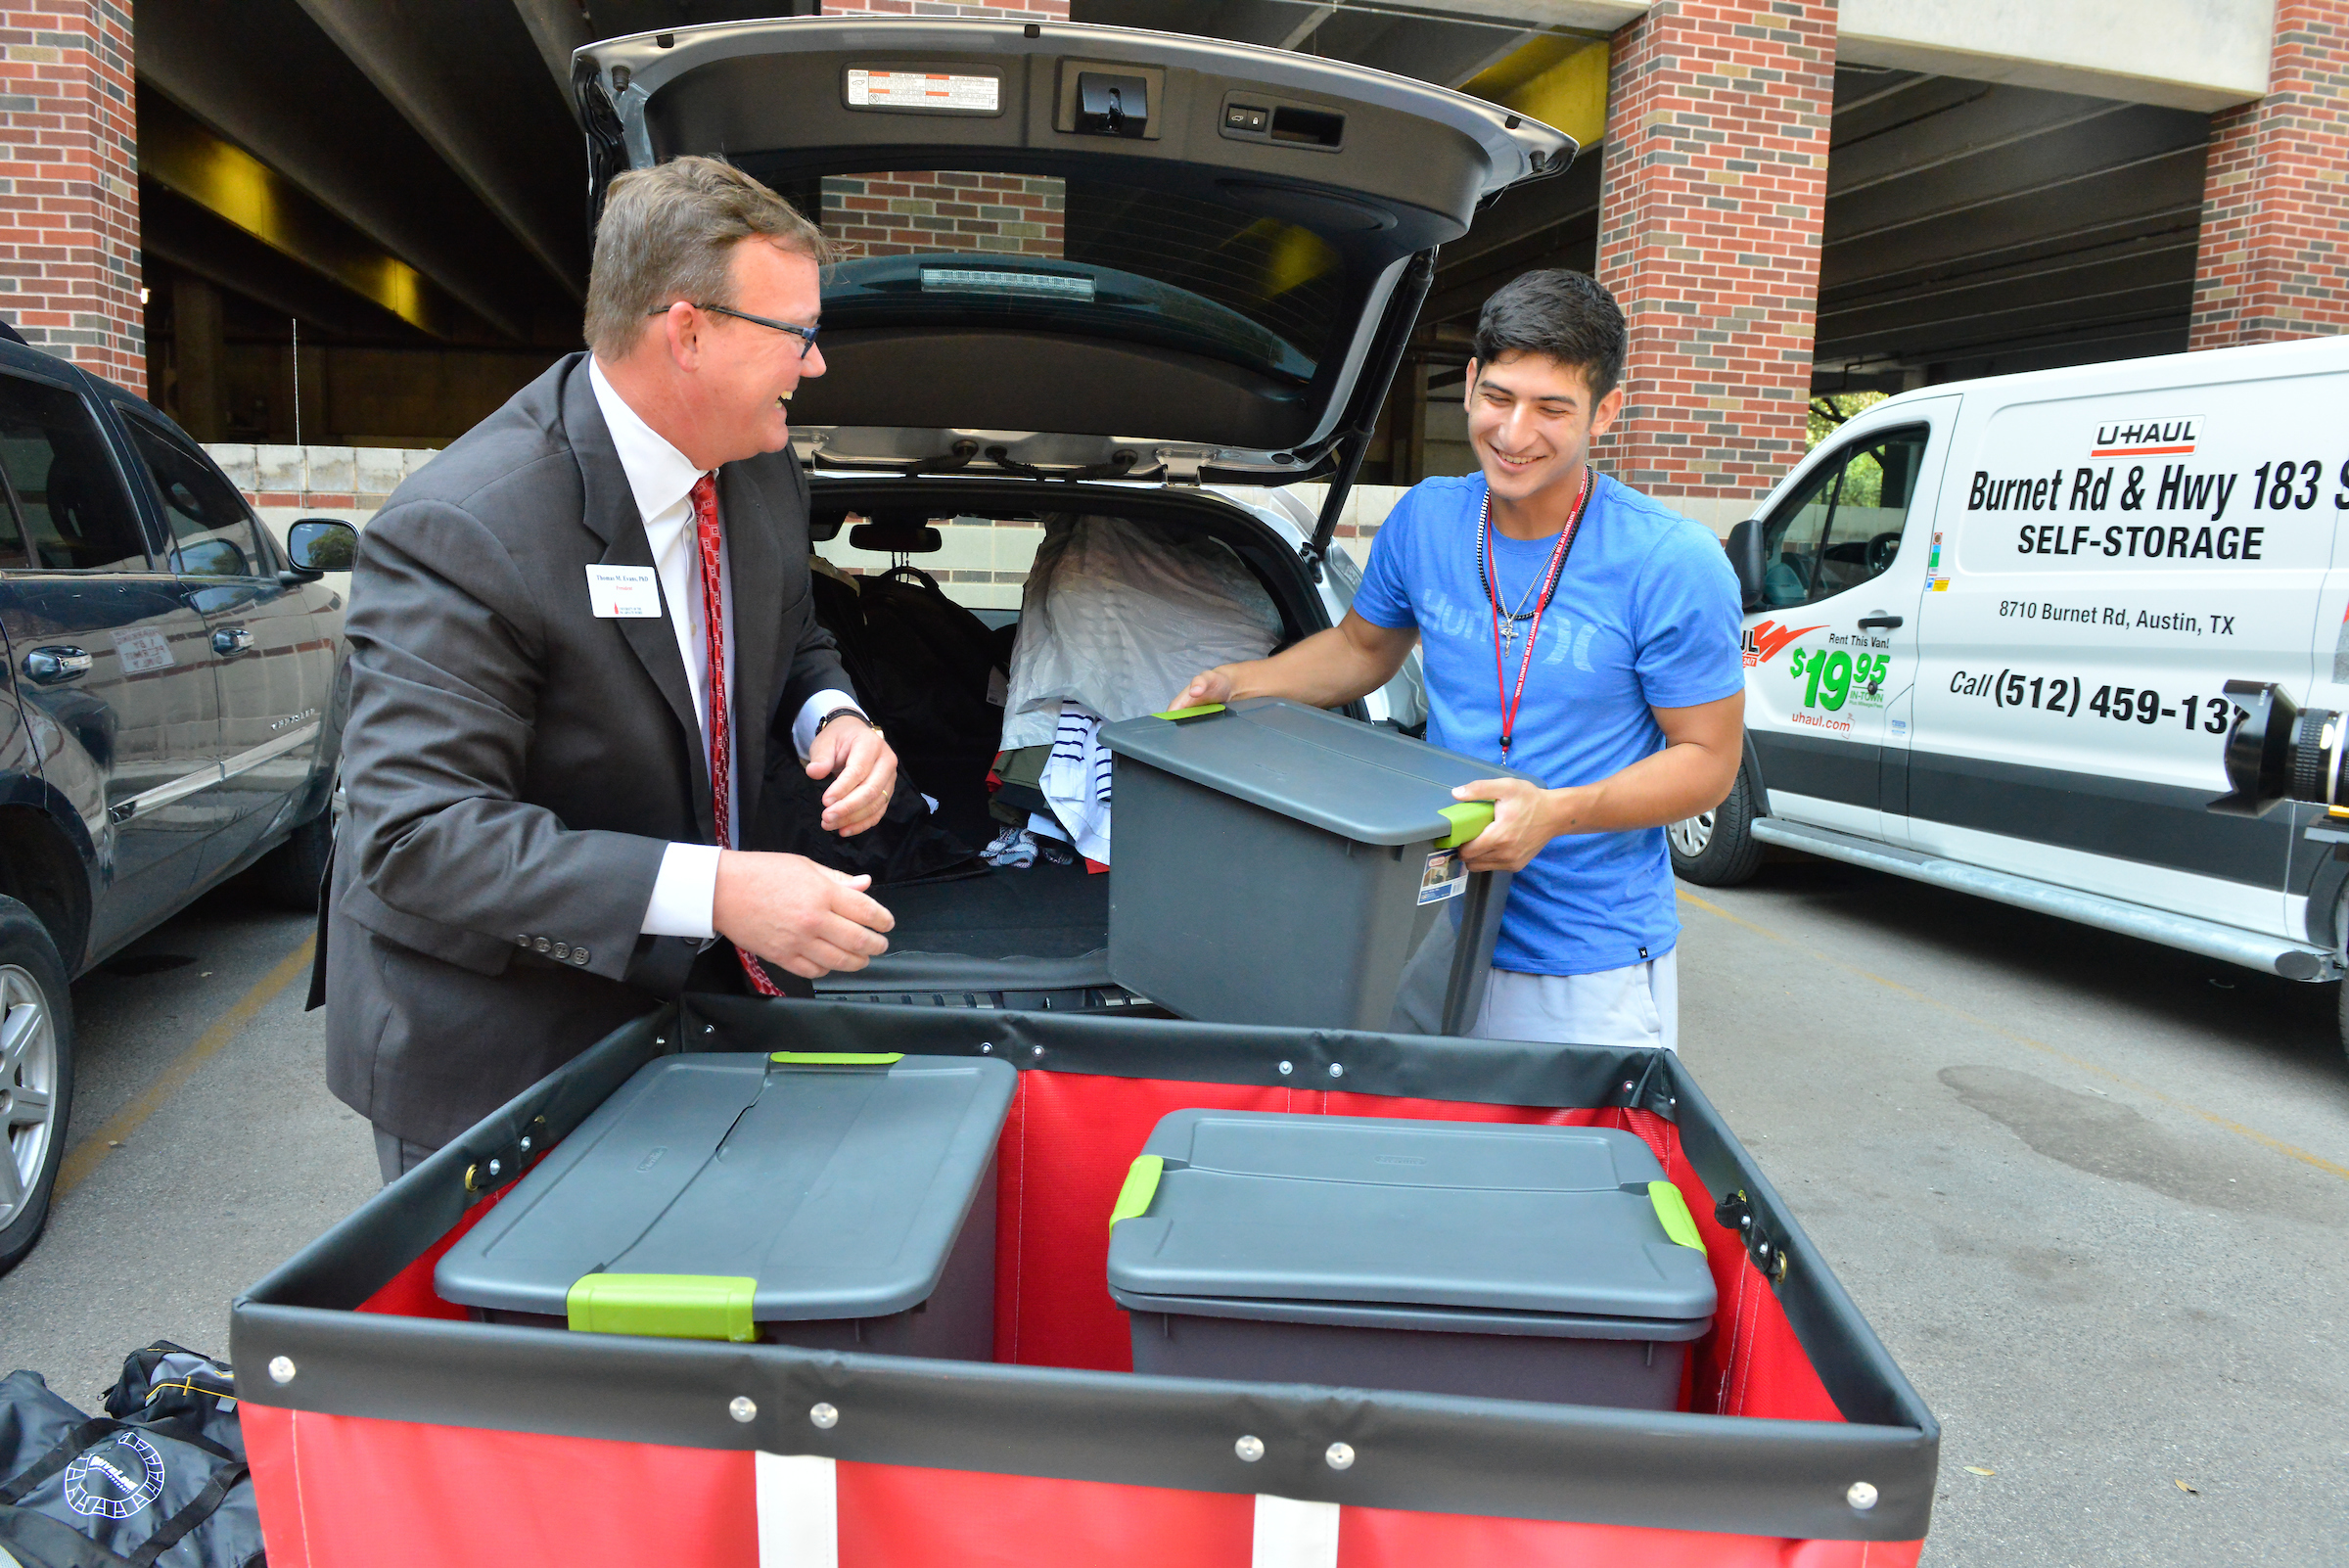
919, 267, 1097, 301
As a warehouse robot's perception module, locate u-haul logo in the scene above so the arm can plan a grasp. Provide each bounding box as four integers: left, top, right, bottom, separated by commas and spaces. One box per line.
2091, 416, 2198, 458
1741, 620, 1823, 668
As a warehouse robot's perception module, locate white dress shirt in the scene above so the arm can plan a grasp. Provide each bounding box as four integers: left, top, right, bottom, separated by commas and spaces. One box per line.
587, 359, 859, 940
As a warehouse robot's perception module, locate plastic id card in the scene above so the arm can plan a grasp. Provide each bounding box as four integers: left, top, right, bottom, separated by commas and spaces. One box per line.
1417, 849, 1466, 905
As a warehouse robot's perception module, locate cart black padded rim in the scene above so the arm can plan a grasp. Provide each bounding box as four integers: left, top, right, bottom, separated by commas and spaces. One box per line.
230, 999, 1939, 1545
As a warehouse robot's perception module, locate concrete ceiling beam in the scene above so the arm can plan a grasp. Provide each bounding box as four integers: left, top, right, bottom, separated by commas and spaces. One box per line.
139, 95, 494, 343
292, 0, 589, 299
1837, 0, 2273, 113
135, 0, 549, 341
511, 0, 595, 100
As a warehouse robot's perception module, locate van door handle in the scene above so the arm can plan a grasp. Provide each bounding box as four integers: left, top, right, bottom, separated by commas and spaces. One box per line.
1857, 613, 1904, 630
23, 645, 91, 683
211, 626, 254, 656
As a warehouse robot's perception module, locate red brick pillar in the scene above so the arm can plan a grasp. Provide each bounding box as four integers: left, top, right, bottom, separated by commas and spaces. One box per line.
1592, 0, 1836, 530
2189, 0, 2349, 349
0, 1, 140, 392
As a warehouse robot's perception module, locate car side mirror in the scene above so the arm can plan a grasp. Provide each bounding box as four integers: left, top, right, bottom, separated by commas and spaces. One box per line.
284, 518, 358, 581
1724, 519, 1767, 612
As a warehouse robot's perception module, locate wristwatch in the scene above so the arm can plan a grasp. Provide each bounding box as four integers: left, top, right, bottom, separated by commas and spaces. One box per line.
811, 706, 876, 743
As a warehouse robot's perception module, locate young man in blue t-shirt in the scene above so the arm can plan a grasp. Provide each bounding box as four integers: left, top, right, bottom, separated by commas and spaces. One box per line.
1172, 270, 1745, 1049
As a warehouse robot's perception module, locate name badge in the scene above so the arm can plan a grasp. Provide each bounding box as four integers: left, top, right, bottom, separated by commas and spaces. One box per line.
586, 565, 661, 619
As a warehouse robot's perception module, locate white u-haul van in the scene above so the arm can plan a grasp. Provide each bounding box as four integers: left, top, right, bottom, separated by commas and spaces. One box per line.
1671, 336, 2349, 1049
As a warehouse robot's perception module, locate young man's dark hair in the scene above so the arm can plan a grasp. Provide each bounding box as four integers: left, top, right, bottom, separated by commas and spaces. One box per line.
1471, 269, 1627, 400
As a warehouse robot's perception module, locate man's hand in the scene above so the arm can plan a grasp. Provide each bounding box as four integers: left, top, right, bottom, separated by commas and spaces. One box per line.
806, 715, 896, 836
713, 850, 895, 979
1170, 666, 1237, 711
1450, 777, 1574, 872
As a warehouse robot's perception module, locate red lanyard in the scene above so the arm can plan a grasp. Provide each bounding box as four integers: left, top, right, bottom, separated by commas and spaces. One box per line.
1478, 467, 1592, 760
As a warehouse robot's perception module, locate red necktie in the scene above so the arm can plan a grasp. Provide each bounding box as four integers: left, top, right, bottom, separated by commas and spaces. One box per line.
689, 473, 783, 997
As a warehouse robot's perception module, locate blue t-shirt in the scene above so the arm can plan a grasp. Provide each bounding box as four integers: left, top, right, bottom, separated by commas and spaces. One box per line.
1352, 471, 1743, 975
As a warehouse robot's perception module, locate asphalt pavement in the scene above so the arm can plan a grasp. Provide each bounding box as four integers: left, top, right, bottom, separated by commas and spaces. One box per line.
1, 854, 2343, 1565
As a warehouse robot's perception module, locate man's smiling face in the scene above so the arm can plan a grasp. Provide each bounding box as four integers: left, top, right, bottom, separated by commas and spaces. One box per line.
1463, 348, 1624, 506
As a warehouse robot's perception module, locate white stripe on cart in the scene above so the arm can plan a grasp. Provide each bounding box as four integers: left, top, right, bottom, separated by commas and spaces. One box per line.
1253, 1494, 1340, 1568
756, 1453, 838, 1567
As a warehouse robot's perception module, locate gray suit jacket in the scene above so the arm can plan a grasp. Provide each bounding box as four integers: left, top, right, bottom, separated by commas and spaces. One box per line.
323, 352, 848, 1145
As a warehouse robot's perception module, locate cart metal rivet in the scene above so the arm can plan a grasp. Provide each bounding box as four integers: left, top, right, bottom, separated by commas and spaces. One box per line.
488, 1159, 501, 1176
1848, 1483, 1878, 1511
266, 1356, 295, 1385
1031, 1045, 1044, 1058
1328, 1063, 1344, 1079
520, 1137, 531, 1151
1278, 1060, 1293, 1076
705, 1026, 715, 1035
1325, 1442, 1355, 1470
728, 1397, 757, 1423
980, 1042, 992, 1053
1234, 1435, 1264, 1462
810, 1403, 839, 1430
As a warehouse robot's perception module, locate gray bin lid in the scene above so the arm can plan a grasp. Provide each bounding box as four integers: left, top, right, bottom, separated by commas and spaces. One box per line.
436, 1052, 1016, 1322
1101, 698, 1537, 848
1106, 1111, 1718, 1325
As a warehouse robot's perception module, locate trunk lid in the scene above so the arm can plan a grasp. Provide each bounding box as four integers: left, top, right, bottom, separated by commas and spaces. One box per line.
574, 17, 1571, 535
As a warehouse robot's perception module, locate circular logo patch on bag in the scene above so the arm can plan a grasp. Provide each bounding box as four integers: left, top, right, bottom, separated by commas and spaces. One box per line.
64, 1432, 166, 1520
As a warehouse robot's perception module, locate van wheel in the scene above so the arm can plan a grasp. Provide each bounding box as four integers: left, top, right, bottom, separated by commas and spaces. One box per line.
1670, 764, 1765, 888
0, 898, 72, 1276
256, 800, 334, 912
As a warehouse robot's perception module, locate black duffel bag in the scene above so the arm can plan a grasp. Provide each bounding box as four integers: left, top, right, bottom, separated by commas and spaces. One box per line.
0, 1343, 262, 1567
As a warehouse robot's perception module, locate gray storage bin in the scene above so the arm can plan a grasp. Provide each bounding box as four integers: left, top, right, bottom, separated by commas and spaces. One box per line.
435, 1051, 1016, 1357
1101, 698, 1538, 1034
1106, 1110, 1719, 1409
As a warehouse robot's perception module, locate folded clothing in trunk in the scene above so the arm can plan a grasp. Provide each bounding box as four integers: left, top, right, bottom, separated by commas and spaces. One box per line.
999, 514, 1280, 752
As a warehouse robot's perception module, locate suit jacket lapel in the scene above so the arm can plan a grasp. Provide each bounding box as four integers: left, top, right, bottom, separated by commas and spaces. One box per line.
563, 361, 716, 843
720, 462, 785, 833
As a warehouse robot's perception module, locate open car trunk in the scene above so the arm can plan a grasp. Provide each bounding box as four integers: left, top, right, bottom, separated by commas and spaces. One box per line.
802, 479, 1326, 1008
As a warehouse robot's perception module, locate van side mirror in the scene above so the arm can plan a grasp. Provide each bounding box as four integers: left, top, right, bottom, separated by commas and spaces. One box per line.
284, 518, 358, 581
1724, 519, 1767, 612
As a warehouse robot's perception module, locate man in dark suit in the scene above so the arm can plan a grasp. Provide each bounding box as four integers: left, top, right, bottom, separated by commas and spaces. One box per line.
325, 158, 900, 1178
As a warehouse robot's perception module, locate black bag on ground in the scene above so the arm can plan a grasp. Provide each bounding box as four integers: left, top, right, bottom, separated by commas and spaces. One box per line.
0, 1344, 262, 1567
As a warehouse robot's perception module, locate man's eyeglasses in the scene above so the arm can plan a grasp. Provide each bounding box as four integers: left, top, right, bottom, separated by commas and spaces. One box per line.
646, 301, 821, 358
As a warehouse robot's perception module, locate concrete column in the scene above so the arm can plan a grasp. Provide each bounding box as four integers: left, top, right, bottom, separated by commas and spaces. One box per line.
1592, 0, 1838, 533
172, 274, 224, 439
2189, 0, 2349, 349
0, 2, 141, 392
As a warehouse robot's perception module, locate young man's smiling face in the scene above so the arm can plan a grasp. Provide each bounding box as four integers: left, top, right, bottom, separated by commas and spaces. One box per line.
1464, 348, 1625, 508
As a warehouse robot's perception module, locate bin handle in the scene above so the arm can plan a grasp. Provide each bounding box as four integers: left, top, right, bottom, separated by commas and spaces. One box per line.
1647, 1181, 1706, 1250
769, 1051, 902, 1068
1151, 703, 1226, 721
567, 1273, 759, 1341
1109, 1156, 1165, 1230
1437, 802, 1494, 849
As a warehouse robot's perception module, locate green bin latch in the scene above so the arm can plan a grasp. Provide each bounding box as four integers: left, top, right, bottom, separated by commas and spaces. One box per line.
1109, 1155, 1165, 1230
1151, 703, 1227, 721
1437, 802, 1494, 849
769, 1051, 901, 1068
567, 1273, 759, 1341
1648, 1181, 1706, 1250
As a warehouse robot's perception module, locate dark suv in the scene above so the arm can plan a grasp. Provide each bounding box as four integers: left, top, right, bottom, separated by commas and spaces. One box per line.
0, 339, 353, 1271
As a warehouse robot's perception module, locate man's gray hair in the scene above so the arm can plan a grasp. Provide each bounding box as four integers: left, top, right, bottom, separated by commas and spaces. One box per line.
583, 156, 834, 356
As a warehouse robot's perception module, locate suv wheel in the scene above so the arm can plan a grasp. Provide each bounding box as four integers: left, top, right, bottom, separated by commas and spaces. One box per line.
0, 898, 72, 1275
1669, 763, 1766, 888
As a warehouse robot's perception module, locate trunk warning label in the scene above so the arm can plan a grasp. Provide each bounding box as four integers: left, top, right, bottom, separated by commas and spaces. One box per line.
846, 69, 1001, 113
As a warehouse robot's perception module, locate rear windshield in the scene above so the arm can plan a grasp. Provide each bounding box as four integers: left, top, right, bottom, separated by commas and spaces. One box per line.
804, 169, 1344, 387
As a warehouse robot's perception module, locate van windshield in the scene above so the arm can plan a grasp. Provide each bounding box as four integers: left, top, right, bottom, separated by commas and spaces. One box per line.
806, 169, 1344, 387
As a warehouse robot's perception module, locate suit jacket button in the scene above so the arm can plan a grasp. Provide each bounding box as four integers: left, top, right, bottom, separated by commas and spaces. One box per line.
552, 943, 570, 960
533, 937, 551, 954
573, 948, 590, 965
517, 935, 532, 947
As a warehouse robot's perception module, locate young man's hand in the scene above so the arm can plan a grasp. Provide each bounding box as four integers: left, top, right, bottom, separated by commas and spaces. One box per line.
1171, 666, 1237, 711
1451, 777, 1573, 871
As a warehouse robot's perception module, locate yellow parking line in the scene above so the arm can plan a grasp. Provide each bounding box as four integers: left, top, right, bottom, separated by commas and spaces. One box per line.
55, 937, 316, 1199
1676, 889, 2349, 1184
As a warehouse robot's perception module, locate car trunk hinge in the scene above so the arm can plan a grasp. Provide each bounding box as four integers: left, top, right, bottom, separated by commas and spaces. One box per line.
1305, 248, 1440, 576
